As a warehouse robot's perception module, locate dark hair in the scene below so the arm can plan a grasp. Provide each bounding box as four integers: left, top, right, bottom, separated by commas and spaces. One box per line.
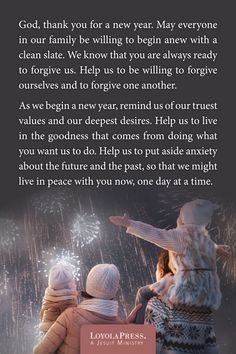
80, 291, 94, 299
157, 250, 172, 275
80, 290, 114, 300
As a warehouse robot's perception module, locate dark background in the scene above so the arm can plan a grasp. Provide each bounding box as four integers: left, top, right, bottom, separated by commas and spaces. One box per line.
0, 1, 236, 353
1, 0, 236, 206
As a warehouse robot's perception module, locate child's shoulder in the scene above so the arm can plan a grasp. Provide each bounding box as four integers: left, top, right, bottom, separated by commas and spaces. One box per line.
58, 305, 79, 323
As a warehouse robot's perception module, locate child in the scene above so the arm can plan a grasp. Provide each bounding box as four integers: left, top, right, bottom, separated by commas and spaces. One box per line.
110, 199, 230, 310
34, 264, 140, 354
39, 263, 78, 334
133, 249, 174, 324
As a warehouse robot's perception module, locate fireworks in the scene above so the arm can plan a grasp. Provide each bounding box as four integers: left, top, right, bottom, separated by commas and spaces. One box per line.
71, 213, 100, 248
31, 189, 72, 215
0, 266, 9, 295
0, 190, 235, 354
38, 247, 81, 281
0, 218, 20, 251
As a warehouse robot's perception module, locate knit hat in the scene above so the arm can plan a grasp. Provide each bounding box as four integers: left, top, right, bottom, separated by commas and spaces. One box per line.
48, 263, 75, 290
86, 264, 120, 300
179, 199, 217, 227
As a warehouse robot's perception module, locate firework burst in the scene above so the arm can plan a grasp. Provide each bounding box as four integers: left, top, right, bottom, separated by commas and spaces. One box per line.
31, 189, 72, 215
71, 213, 100, 248
38, 247, 81, 281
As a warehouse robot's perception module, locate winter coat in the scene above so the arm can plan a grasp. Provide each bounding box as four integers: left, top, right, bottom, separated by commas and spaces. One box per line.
33, 306, 123, 354
127, 221, 221, 310
39, 287, 78, 333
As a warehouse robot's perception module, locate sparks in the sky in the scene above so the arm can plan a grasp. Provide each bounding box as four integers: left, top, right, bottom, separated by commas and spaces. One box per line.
0, 265, 9, 295
31, 189, 72, 215
71, 213, 100, 248
38, 247, 81, 281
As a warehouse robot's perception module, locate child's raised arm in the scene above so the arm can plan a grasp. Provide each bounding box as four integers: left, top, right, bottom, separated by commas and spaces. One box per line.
109, 214, 184, 254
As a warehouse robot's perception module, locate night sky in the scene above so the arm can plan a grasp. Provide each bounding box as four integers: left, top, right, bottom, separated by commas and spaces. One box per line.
0, 187, 235, 354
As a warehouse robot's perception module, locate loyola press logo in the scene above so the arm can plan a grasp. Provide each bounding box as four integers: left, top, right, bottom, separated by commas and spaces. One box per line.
80, 324, 155, 354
